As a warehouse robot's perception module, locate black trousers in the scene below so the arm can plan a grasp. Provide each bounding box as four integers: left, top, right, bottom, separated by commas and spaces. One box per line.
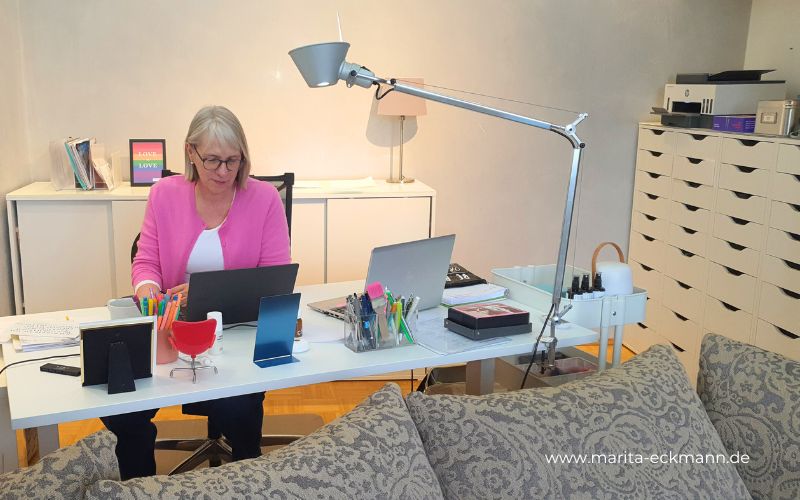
101, 392, 265, 480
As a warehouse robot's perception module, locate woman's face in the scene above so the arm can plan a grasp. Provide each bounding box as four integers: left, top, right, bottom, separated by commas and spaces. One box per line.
187, 138, 241, 194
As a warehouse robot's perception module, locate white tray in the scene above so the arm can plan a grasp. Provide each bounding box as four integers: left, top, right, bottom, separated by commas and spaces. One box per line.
491, 265, 647, 329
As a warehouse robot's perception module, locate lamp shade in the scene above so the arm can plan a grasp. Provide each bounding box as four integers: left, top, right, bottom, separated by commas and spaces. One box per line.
377, 78, 428, 116
288, 42, 350, 87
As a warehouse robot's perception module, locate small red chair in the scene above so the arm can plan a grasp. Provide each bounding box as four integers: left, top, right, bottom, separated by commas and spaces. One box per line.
169, 319, 218, 383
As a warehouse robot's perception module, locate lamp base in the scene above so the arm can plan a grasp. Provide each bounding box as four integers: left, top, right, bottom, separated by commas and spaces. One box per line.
387, 176, 415, 184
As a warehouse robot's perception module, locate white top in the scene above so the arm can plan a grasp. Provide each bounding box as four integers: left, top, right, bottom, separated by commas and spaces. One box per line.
184, 225, 225, 284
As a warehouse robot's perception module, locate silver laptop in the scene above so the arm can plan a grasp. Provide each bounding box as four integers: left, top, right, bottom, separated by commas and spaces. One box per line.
308, 235, 456, 319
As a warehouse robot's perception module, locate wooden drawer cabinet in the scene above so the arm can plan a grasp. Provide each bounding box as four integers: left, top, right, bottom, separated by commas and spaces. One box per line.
628, 124, 800, 365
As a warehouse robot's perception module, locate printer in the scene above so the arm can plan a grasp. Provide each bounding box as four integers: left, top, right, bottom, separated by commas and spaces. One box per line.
656, 70, 786, 128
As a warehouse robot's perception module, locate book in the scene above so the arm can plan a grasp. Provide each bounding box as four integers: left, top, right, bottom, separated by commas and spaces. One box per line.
447, 302, 530, 330
445, 263, 487, 288
444, 318, 532, 341
441, 283, 507, 306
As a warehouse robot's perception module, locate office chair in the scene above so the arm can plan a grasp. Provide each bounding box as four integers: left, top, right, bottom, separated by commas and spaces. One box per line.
129, 172, 320, 475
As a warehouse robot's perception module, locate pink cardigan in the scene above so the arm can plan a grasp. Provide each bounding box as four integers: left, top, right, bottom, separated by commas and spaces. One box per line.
132, 175, 290, 291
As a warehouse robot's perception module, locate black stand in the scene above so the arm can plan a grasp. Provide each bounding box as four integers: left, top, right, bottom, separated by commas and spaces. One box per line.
107, 341, 136, 394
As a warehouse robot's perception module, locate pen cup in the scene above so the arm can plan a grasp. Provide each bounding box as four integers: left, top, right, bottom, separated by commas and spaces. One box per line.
156, 326, 179, 364
343, 302, 415, 353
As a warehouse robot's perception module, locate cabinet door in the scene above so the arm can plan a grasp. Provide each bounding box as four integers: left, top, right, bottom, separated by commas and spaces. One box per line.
111, 201, 147, 297
291, 200, 325, 285
17, 201, 114, 313
326, 197, 431, 282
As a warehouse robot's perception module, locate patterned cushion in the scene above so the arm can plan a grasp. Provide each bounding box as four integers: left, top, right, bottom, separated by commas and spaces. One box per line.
698, 333, 800, 500
0, 430, 119, 499
87, 383, 444, 499
406, 344, 750, 499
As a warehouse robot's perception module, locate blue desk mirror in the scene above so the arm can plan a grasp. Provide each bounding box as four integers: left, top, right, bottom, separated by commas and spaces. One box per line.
253, 293, 302, 368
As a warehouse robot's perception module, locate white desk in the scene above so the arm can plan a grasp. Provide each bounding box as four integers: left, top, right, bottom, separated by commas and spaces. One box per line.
1, 280, 598, 456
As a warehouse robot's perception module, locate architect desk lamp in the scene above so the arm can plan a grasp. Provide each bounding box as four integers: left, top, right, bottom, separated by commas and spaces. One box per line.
289, 42, 587, 371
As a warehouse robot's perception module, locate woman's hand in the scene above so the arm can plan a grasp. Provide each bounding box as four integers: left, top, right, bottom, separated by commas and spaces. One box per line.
167, 283, 189, 307
135, 283, 160, 303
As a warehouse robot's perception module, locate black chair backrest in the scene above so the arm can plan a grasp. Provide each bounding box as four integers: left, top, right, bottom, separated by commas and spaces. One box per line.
131, 172, 295, 263
251, 173, 294, 238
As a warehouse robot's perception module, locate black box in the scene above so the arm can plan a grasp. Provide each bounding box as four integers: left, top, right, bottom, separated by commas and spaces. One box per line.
444, 319, 532, 340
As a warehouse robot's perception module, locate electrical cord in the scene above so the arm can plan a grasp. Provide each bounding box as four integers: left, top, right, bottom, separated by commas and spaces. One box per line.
222, 323, 257, 331
0, 353, 80, 376
520, 304, 555, 390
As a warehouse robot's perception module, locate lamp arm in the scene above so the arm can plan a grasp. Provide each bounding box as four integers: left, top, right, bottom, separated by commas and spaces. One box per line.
354, 69, 588, 364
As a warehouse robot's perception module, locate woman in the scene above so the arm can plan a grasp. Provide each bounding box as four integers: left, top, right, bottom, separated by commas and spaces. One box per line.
102, 105, 290, 479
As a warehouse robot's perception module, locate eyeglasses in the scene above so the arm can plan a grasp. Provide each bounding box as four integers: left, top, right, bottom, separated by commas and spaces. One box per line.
191, 144, 243, 172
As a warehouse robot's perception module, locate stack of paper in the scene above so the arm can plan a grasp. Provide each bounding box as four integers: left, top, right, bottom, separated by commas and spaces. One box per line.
441, 283, 508, 306
7, 321, 81, 352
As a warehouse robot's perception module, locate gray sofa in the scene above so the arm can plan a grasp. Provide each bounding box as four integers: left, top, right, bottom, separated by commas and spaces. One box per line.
1, 333, 797, 499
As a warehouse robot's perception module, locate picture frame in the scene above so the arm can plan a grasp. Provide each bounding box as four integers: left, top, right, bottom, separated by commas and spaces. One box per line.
129, 139, 166, 187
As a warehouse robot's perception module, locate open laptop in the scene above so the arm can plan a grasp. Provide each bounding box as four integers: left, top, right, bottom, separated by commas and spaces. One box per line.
308, 234, 456, 319
253, 293, 302, 368
187, 264, 299, 324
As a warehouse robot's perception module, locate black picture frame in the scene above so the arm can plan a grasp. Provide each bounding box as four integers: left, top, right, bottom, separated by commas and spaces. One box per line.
129, 139, 167, 187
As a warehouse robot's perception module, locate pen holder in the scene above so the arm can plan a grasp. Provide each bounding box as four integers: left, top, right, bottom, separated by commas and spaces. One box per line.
343, 305, 416, 353
156, 326, 179, 364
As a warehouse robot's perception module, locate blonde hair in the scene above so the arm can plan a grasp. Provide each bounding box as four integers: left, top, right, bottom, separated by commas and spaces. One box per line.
184, 105, 251, 189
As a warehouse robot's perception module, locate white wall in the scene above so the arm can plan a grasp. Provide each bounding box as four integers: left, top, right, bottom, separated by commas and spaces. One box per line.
0, 0, 32, 316
13, 0, 752, 283
745, 0, 800, 98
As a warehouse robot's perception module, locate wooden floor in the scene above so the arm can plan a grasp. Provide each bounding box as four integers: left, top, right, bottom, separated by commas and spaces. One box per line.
17, 343, 634, 466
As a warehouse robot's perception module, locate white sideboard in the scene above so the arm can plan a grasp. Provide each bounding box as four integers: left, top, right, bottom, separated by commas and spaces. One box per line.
6, 180, 437, 314
625, 123, 800, 381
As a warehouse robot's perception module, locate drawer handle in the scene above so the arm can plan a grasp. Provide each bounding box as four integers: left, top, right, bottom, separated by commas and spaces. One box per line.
726, 241, 746, 251
643, 234, 656, 242
646, 172, 661, 179
730, 216, 749, 226
733, 191, 752, 199
784, 260, 800, 271
673, 311, 689, 322
687, 181, 702, 188
645, 193, 659, 200
639, 263, 654, 272
779, 287, 800, 300
723, 266, 744, 276
679, 249, 695, 257
690, 134, 708, 141
687, 157, 703, 165
720, 301, 740, 312
737, 139, 759, 147
776, 326, 799, 340
734, 165, 757, 174
644, 214, 657, 222
788, 231, 800, 241
793, 174, 800, 183
680, 226, 697, 235
670, 342, 685, 353
790, 203, 800, 212
651, 129, 665, 136
637, 322, 649, 329
684, 204, 700, 212
648, 151, 663, 157
676, 280, 691, 290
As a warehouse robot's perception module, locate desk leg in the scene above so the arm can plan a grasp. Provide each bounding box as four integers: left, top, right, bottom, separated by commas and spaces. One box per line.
611, 325, 622, 367
23, 425, 59, 465
465, 359, 495, 395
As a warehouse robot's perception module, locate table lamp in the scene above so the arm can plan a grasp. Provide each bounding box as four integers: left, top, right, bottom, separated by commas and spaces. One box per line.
289, 42, 587, 371
376, 78, 427, 183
